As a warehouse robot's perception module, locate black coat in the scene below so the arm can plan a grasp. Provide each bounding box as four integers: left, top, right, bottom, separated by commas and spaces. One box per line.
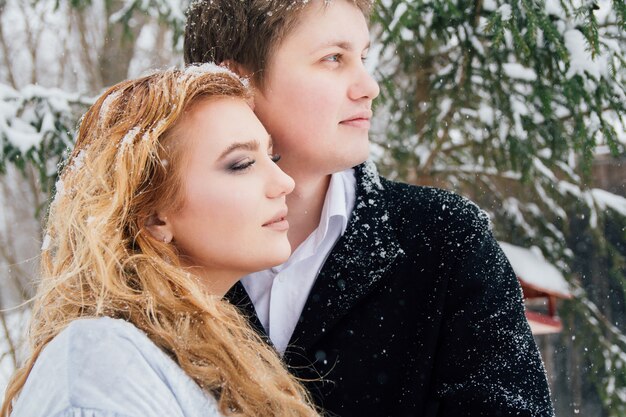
228, 162, 554, 417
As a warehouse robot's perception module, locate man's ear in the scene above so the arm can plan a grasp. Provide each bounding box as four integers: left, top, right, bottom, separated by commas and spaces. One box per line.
220, 60, 253, 78
144, 212, 174, 244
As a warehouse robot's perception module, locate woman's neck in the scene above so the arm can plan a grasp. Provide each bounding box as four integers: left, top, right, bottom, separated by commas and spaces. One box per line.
285, 174, 332, 251
180, 263, 242, 298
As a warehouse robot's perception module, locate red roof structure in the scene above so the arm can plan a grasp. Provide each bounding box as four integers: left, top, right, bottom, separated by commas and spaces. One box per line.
499, 242, 572, 335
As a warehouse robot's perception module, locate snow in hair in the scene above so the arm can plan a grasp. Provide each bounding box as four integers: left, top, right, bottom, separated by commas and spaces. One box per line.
70, 148, 88, 172
141, 64, 250, 94
99, 89, 122, 120
181, 63, 250, 88
140, 63, 236, 82
183, 62, 234, 76
119, 126, 141, 152
141, 119, 168, 142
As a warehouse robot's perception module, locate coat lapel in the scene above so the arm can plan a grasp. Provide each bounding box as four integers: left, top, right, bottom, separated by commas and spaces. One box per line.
286, 161, 406, 353
225, 281, 270, 343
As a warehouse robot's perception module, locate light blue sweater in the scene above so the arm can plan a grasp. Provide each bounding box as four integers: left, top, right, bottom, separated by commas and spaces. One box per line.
11, 317, 223, 417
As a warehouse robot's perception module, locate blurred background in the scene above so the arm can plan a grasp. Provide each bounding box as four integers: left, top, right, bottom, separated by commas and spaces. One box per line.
0, 1, 624, 415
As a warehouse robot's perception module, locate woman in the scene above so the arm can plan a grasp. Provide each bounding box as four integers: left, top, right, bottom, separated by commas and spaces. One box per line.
1, 65, 319, 417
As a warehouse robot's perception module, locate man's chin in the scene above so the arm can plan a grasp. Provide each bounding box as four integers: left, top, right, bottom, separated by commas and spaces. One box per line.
332, 156, 369, 174
349, 144, 370, 168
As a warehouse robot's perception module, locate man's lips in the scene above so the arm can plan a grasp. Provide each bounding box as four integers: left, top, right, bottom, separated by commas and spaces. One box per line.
340, 110, 372, 129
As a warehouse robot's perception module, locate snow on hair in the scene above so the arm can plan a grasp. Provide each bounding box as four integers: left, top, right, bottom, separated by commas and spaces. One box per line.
1, 68, 318, 417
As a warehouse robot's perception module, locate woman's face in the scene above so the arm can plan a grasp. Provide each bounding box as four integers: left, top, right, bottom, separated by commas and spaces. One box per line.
156, 98, 295, 295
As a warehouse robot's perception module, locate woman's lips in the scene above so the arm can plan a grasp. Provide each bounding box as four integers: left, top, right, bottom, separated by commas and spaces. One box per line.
263, 209, 289, 231
263, 217, 289, 231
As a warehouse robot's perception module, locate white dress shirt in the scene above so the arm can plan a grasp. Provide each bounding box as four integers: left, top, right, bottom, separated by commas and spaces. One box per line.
241, 169, 356, 354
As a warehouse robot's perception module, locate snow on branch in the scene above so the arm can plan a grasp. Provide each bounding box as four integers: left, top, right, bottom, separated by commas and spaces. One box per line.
591, 188, 626, 217
110, 0, 189, 48
0, 82, 91, 181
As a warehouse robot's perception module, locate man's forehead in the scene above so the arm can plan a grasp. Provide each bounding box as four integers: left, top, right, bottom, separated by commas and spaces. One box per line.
309, 39, 371, 52
278, 2, 370, 51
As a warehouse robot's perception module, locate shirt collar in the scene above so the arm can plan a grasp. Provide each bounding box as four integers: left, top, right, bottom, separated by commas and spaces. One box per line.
270, 169, 356, 272
312, 169, 355, 247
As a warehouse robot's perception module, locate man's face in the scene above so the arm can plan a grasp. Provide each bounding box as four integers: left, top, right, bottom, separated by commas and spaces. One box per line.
252, 0, 380, 179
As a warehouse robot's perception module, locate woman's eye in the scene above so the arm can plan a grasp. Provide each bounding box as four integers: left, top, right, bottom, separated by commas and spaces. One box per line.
230, 159, 255, 172
323, 54, 341, 63
270, 153, 281, 163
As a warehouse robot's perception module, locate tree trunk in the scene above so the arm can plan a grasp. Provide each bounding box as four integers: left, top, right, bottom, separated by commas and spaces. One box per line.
98, 0, 146, 88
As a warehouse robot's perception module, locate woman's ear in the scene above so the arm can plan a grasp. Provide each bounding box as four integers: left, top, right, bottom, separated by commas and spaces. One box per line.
144, 212, 174, 244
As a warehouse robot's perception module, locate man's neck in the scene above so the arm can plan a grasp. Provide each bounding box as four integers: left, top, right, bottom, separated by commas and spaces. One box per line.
285, 173, 332, 251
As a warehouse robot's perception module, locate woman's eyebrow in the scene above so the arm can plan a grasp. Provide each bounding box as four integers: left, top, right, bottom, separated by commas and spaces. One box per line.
218, 139, 260, 160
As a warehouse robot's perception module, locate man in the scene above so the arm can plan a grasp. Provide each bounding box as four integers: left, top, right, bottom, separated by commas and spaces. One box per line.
184, 1, 554, 416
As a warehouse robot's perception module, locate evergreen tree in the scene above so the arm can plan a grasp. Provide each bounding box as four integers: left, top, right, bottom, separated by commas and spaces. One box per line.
0, 84, 90, 202
371, 0, 626, 415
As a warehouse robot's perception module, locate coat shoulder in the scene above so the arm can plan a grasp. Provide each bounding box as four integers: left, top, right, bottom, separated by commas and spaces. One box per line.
379, 177, 492, 247
383, 178, 488, 220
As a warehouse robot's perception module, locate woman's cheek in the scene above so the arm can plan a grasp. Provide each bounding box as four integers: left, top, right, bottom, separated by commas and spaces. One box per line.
217, 188, 255, 220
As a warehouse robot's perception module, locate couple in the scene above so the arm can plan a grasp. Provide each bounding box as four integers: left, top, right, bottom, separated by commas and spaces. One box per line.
2, 1, 554, 416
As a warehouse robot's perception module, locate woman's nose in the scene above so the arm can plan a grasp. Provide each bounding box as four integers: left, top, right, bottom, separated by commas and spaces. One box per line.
266, 160, 295, 198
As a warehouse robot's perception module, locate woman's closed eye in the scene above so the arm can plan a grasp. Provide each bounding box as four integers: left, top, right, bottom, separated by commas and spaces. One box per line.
229, 158, 255, 172
228, 152, 280, 172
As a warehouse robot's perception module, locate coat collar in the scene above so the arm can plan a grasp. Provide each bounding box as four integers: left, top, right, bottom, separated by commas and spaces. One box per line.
286, 161, 405, 354
225, 279, 270, 343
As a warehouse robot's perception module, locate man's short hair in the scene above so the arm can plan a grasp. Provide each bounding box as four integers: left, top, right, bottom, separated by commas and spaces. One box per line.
184, 0, 373, 87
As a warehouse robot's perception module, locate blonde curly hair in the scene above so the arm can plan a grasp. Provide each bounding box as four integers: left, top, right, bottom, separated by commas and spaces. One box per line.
1, 66, 319, 417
